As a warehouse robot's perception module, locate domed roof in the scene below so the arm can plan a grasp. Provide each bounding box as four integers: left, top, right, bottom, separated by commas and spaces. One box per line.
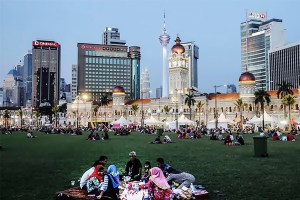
171, 36, 185, 54
239, 72, 255, 82
112, 85, 125, 93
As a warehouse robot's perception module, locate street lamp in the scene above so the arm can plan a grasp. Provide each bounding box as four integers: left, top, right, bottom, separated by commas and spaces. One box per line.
172, 89, 179, 130
141, 90, 151, 128
214, 84, 227, 129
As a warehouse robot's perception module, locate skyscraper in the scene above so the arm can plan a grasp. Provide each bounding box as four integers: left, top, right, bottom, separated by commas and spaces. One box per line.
102, 27, 126, 45
182, 42, 199, 89
129, 46, 141, 99
71, 64, 78, 101
141, 68, 151, 99
2, 69, 25, 106
23, 51, 32, 101
77, 43, 141, 101
32, 40, 60, 108
159, 13, 170, 98
269, 41, 300, 90
241, 11, 285, 90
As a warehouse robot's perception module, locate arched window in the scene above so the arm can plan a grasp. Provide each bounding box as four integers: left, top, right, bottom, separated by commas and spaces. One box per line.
229, 107, 232, 112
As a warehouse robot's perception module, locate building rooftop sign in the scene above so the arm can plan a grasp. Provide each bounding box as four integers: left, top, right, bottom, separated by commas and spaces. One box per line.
247, 11, 267, 21
32, 40, 59, 48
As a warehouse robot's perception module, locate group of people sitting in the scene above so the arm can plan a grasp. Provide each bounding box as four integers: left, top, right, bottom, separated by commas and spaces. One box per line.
150, 135, 172, 144
176, 129, 201, 139
270, 131, 296, 141
224, 133, 245, 145
80, 156, 120, 199
79, 152, 196, 200
87, 129, 109, 141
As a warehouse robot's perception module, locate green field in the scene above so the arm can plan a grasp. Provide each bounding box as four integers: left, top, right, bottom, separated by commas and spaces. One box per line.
0, 131, 300, 200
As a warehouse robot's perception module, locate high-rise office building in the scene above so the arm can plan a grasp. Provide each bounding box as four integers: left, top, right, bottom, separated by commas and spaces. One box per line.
182, 42, 199, 89
23, 51, 32, 101
0, 88, 3, 106
77, 43, 141, 101
141, 68, 151, 99
241, 11, 285, 90
2, 69, 25, 106
102, 27, 126, 45
32, 40, 60, 108
156, 86, 162, 98
71, 64, 78, 101
269, 41, 300, 90
129, 46, 141, 99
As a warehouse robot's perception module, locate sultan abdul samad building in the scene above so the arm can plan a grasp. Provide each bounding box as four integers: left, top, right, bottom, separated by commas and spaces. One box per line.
66, 37, 300, 129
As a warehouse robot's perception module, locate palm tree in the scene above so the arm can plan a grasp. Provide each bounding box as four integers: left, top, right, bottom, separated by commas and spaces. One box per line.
282, 94, 296, 131
131, 104, 139, 123
51, 106, 60, 127
185, 90, 196, 120
163, 105, 172, 121
100, 94, 110, 123
17, 109, 23, 128
196, 101, 205, 126
93, 106, 99, 117
254, 89, 271, 131
277, 81, 294, 119
4, 109, 10, 128
234, 98, 245, 127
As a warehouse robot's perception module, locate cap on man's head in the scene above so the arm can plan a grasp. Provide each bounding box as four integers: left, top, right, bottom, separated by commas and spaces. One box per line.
129, 151, 136, 157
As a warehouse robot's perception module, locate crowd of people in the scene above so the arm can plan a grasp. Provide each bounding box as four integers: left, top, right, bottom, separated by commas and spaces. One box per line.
79, 152, 197, 200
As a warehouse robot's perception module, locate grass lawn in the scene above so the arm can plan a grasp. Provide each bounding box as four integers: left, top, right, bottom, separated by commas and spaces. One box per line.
0, 131, 300, 200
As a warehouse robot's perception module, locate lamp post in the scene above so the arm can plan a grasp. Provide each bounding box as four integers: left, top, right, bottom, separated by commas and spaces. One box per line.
214, 85, 227, 129
172, 89, 179, 130
141, 90, 151, 128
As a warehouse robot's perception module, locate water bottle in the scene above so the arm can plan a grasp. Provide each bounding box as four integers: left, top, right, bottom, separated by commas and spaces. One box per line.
190, 183, 195, 193
143, 190, 150, 200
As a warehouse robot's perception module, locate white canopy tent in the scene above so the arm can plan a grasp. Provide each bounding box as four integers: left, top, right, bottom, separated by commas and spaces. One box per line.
144, 116, 164, 126
110, 116, 131, 126
246, 112, 277, 129
168, 114, 196, 129
207, 113, 235, 129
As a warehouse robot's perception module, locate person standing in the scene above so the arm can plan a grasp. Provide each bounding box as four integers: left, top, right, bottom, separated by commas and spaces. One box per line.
124, 151, 142, 181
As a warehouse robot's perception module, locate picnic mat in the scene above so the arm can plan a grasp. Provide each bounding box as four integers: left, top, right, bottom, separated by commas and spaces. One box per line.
56, 186, 93, 200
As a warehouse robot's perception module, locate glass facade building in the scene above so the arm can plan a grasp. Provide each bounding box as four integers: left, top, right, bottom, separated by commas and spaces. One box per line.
182, 42, 199, 89
32, 40, 60, 108
77, 43, 141, 102
269, 41, 300, 90
240, 18, 285, 90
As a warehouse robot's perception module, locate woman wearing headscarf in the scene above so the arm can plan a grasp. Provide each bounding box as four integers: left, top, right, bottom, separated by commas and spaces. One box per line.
86, 165, 104, 195
97, 165, 120, 200
146, 167, 172, 200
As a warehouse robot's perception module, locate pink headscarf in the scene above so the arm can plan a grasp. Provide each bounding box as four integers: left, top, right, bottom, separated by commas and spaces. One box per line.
149, 167, 170, 190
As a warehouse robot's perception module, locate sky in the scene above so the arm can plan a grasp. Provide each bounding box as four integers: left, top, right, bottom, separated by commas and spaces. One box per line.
1, 0, 300, 95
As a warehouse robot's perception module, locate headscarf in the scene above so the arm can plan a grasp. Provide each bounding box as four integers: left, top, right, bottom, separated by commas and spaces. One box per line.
88, 165, 104, 182
149, 167, 170, 190
107, 165, 120, 188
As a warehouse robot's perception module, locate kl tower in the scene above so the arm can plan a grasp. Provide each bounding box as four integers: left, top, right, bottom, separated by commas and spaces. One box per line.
159, 12, 170, 98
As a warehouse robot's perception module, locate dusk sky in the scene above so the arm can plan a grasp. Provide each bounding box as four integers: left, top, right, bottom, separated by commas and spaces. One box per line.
1, 0, 300, 95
